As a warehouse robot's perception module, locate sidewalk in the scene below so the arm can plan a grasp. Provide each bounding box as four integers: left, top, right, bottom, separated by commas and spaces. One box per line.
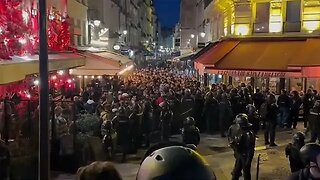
54, 124, 304, 180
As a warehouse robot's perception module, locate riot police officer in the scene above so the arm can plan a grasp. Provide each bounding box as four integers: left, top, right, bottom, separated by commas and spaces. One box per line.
112, 107, 130, 162
228, 114, 255, 180
285, 132, 305, 173
182, 117, 200, 146
159, 102, 173, 141
246, 104, 260, 135
287, 143, 320, 180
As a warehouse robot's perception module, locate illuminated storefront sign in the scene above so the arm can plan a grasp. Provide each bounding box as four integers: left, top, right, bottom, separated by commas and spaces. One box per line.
207, 69, 302, 78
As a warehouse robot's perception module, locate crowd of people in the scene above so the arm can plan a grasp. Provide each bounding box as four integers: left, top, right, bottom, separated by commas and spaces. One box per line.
3, 66, 320, 179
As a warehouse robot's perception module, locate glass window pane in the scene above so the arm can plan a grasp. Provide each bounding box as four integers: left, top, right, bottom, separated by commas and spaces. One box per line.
286, 1, 301, 22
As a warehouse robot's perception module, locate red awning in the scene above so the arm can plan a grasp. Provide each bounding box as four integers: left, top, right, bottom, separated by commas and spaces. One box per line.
194, 40, 239, 74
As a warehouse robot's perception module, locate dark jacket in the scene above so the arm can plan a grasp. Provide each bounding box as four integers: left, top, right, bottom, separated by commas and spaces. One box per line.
182, 125, 200, 146
253, 92, 265, 111
285, 143, 305, 173
308, 108, 320, 134
291, 97, 302, 114
266, 103, 279, 122
303, 93, 314, 111
219, 100, 233, 129
278, 94, 291, 108
236, 127, 255, 156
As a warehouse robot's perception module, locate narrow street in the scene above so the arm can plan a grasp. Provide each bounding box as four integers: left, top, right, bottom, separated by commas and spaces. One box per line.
54, 124, 304, 180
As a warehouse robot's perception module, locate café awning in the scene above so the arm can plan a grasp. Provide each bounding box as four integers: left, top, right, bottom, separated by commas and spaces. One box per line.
289, 38, 320, 67
71, 51, 133, 76
215, 39, 305, 71
0, 53, 85, 84
194, 40, 239, 74
200, 37, 320, 78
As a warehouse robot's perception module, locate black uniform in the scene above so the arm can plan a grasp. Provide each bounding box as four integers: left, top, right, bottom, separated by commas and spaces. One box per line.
228, 123, 255, 180
309, 108, 320, 143
160, 108, 173, 141
285, 143, 305, 173
182, 125, 200, 146
113, 112, 130, 161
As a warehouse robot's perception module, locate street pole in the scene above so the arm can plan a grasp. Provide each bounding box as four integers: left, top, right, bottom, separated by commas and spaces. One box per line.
38, 0, 50, 179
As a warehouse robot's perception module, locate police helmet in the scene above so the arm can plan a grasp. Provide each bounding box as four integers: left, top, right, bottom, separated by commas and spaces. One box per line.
300, 143, 320, 166
246, 104, 256, 114
185, 117, 195, 126
234, 114, 252, 127
137, 146, 216, 180
292, 132, 305, 145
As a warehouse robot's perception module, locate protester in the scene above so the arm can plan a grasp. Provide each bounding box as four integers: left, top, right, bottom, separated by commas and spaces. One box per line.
264, 94, 279, 146
277, 89, 291, 128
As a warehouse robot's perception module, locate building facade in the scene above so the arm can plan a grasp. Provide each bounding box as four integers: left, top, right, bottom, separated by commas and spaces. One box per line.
177, 0, 208, 54
87, 0, 158, 55
197, 0, 320, 92
205, 0, 320, 40
49, 0, 89, 47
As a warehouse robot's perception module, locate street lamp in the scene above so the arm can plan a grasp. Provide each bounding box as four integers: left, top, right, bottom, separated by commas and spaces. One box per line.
190, 34, 195, 38
123, 30, 128, 35
200, 32, 206, 38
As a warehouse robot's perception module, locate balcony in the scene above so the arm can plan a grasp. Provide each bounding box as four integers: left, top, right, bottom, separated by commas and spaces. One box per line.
284, 22, 301, 32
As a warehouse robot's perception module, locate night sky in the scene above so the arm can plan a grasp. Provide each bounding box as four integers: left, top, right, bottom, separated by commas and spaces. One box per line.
154, 0, 180, 28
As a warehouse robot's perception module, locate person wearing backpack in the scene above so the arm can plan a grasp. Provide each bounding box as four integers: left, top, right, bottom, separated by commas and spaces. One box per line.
228, 114, 255, 180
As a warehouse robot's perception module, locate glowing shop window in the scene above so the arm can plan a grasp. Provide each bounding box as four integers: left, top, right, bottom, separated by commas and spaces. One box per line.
269, 23, 282, 32
303, 21, 320, 31
235, 24, 249, 35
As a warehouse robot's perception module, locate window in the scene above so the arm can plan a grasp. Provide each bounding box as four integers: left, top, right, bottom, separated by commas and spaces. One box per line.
285, 1, 301, 32
254, 3, 270, 33
302, 0, 320, 32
